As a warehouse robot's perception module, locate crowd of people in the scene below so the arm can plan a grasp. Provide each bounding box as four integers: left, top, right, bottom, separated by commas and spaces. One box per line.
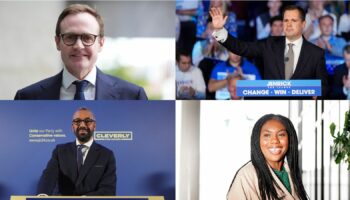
176, 0, 350, 100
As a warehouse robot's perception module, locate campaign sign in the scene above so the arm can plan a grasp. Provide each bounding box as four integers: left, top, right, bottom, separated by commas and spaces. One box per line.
237, 80, 321, 97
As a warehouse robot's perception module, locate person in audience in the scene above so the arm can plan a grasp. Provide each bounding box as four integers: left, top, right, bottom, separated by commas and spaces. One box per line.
208, 52, 261, 100
311, 15, 347, 57
270, 15, 284, 36
192, 17, 228, 66
256, 0, 282, 39
331, 45, 350, 99
176, 52, 206, 99
304, 0, 337, 41
197, 0, 237, 38
338, 3, 350, 39
176, 0, 200, 54
227, 73, 244, 100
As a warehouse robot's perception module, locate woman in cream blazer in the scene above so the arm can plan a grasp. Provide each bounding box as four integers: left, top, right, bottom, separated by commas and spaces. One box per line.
227, 114, 309, 200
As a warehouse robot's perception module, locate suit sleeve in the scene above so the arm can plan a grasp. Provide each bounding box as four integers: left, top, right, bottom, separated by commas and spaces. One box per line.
37, 146, 60, 195
137, 87, 148, 100
85, 151, 117, 195
14, 90, 23, 100
220, 32, 263, 59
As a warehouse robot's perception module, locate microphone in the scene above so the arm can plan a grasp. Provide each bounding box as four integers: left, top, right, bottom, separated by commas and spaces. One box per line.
284, 57, 289, 62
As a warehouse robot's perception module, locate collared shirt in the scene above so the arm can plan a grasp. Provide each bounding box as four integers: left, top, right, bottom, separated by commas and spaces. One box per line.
60, 66, 97, 100
285, 36, 303, 73
75, 138, 93, 164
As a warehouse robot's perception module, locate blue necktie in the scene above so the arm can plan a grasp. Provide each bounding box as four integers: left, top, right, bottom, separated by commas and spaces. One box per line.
77, 145, 86, 172
73, 80, 89, 100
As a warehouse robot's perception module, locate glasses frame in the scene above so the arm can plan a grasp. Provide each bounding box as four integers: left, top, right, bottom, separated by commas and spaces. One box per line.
72, 118, 96, 126
60, 33, 99, 46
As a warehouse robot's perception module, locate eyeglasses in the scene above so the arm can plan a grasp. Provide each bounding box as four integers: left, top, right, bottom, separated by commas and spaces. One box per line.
60, 33, 99, 46
72, 118, 95, 126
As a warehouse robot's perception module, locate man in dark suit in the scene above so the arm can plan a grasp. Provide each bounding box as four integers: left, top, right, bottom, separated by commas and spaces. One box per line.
331, 44, 350, 99
210, 5, 329, 98
14, 4, 147, 100
37, 107, 116, 196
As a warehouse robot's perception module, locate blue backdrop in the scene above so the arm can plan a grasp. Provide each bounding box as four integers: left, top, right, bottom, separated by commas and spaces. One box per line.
0, 101, 175, 200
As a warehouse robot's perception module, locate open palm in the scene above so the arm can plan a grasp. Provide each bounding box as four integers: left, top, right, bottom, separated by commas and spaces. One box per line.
209, 7, 228, 30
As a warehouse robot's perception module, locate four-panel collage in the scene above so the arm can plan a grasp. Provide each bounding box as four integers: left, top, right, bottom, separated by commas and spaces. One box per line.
1, 0, 350, 200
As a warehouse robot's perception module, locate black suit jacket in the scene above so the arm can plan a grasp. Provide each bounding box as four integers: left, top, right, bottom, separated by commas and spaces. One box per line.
37, 142, 116, 195
331, 63, 348, 99
220, 34, 329, 97
14, 68, 148, 100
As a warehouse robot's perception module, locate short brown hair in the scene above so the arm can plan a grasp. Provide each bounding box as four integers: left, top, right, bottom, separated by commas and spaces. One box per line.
282, 5, 306, 21
318, 14, 334, 23
55, 4, 104, 37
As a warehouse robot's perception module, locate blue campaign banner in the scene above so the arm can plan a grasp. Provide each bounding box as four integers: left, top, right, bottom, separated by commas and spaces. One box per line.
0, 101, 175, 200
236, 80, 321, 97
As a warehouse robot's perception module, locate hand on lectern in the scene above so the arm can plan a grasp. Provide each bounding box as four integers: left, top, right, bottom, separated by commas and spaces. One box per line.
37, 193, 48, 196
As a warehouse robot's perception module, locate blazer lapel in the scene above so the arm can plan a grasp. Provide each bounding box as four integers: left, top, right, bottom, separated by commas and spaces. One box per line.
38, 71, 62, 99
268, 162, 298, 200
75, 142, 100, 185
95, 68, 121, 99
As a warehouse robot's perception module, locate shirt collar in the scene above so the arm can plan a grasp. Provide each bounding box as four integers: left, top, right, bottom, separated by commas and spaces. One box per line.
286, 36, 303, 48
62, 66, 97, 89
76, 137, 94, 148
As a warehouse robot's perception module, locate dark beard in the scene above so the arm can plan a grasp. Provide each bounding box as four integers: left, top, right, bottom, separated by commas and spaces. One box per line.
74, 127, 93, 143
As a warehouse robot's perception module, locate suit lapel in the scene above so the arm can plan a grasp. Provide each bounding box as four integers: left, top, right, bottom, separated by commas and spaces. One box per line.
39, 71, 62, 99
76, 142, 100, 185
64, 143, 79, 183
291, 38, 308, 79
275, 37, 286, 79
95, 68, 121, 99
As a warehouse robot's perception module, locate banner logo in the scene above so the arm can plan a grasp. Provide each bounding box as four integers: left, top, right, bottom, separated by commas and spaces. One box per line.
94, 131, 133, 141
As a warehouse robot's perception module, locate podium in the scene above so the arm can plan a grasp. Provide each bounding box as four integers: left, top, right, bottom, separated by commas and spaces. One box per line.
11, 196, 164, 200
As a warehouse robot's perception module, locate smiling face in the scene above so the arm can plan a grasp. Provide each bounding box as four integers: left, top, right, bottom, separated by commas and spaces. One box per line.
259, 119, 289, 170
55, 12, 104, 79
283, 9, 306, 41
72, 109, 96, 143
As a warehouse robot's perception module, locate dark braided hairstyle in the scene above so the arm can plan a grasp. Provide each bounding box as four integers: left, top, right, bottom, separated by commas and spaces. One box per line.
250, 114, 308, 200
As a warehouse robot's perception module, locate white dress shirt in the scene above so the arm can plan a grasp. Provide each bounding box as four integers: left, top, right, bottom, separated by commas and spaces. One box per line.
60, 66, 97, 100
285, 36, 303, 73
76, 138, 94, 164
